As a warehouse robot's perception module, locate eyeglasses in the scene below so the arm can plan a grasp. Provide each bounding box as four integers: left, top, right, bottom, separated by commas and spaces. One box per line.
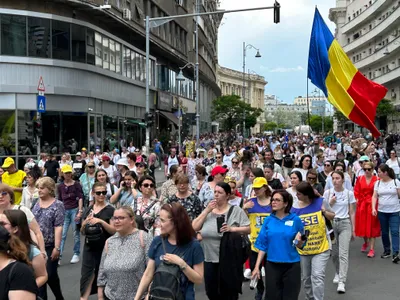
363, 168, 372, 171
391, 153, 396, 155
324, 164, 331, 167
271, 198, 283, 202
307, 177, 317, 180
0, 191, 8, 197
111, 216, 128, 221
142, 183, 155, 188
0, 221, 10, 226
95, 191, 107, 196
216, 156, 222, 159
232, 161, 239, 164
88, 166, 95, 168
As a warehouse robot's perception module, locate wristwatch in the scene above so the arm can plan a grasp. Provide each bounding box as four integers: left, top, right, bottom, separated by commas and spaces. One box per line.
180, 263, 187, 271
55, 247, 61, 251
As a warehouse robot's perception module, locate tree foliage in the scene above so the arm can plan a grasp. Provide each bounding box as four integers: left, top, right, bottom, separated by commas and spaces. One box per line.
211, 95, 263, 131
376, 98, 398, 117
264, 122, 278, 131
306, 115, 333, 133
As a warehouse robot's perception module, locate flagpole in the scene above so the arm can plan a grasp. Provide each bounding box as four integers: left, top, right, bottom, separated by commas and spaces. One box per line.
307, 79, 311, 126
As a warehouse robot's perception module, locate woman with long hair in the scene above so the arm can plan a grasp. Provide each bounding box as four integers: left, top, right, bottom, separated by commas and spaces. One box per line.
306, 169, 324, 197
0, 224, 38, 300
160, 165, 184, 203
323, 171, 356, 293
1, 209, 48, 288
241, 167, 265, 200
127, 153, 137, 171
22, 165, 42, 209
242, 177, 272, 300
32, 177, 65, 300
282, 147, 295, 178
193, 182, 250, 300
385, 150, 400, 179
227, 156, 242, 182
80, 182, 115, 300
354, 161, 380, 258
187, 151, 199, 182
252, 190, 305, 300
135, 202, 204, 300
167, 174, 202, 221
199, 166, 228, 207
273, 144, 284, 167
89, 169, 118, 205
110, 171, 139, 207
179, 151, 188, 174
97, 206, 151, 300
292, 182, 335, 300
191, 165, 207, 196
286, 171, 303, 203
372, 164, 400, 262
79, 161, 96, 208
292, 154, 313, 181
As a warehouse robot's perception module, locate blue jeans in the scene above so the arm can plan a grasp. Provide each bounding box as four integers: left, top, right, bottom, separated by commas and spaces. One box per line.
378, 211, 400, 253
60, 207, 81, 257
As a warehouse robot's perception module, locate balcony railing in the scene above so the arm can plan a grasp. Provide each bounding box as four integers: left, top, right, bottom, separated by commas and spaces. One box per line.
373, 65, 400, 85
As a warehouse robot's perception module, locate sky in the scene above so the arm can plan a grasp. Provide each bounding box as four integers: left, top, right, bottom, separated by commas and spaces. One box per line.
217, 0, 336, 103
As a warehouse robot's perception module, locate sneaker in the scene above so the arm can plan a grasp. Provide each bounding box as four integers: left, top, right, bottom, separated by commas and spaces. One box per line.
255, 290, 263, 300
58, 258, 61, 266
367, 249, 375, 258
361, 242, 369, 253
392, 253, 400, 264
381, 251, 391, 259
244, 268, 252, 280
158, 167, 162, 171
337, 282, 346, 294
70, 254, 80, 264
261, 266, 265, 277
333, 273, 339, 284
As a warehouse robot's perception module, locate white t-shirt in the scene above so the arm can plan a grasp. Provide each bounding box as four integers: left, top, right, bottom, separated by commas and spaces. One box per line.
223, 153, 236, 169
286, 187, 299, 204
374, 179, 400, 213
323, 188, 355, 219
12, 205, 35, 223
100, 165, 117, 185
386, 158, 400, 175
229, 197, 242, 206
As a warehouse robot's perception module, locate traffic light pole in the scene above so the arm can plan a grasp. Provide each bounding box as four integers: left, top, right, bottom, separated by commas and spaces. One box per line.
36, 112, 41, 159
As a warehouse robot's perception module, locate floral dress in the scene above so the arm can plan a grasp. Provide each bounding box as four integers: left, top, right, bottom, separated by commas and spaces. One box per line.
198, 182, 215, 207
187, 158, 203, 182
167, 193, 203, 221
132, 196, 161, 236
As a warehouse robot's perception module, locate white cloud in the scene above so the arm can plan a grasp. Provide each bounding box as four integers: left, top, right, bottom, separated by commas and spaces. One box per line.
267, 66, 305, 72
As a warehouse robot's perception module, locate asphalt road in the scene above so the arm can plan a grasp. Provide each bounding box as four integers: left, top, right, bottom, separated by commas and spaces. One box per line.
49, 234, 400, 300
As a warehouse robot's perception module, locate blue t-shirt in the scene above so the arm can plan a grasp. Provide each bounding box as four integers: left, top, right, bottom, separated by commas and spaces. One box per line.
255, 212, 304, 263
118, 190, 135, 206
148, 236, 204, 300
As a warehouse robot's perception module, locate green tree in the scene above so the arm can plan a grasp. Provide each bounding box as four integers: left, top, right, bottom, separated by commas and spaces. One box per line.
211, 95, 263, 131
307, 115, 333, 133
376, 98, 397, 117
264, 122, 278, 131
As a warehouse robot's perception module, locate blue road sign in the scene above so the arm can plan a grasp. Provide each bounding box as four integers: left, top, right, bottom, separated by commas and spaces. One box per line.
37, 95, 46, 113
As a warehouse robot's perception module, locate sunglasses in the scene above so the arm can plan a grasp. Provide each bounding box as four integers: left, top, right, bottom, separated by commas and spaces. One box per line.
324, 164, 331, 167
0, 191, 8, 197
363, 168, 372, 171
95, 191, 107, 195
232, 161, 239, 164
88, 166, 95, 168
216, 156, 222, 159
142, 183, 155, 188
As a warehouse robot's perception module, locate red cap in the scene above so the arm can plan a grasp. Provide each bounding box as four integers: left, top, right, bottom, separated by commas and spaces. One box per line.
102, 155, 110, 161
211, 166, 228, 177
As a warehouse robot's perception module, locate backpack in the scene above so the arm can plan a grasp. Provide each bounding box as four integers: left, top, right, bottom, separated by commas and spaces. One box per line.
148, 238, 185, 300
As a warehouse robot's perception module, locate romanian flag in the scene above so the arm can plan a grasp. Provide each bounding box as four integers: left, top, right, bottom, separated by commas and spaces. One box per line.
308, 8, 387, 137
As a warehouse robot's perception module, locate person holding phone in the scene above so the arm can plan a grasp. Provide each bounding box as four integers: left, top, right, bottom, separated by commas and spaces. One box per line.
292, 182, 335, 300
323, 171, 356, 294
252, 190, 304, 300
110, 171, 139, 207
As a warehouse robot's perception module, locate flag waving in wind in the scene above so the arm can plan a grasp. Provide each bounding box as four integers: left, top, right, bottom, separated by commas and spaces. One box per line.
308, 8, 387, 137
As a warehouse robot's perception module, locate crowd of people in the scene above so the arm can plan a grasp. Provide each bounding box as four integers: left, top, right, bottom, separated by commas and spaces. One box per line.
0, 130, 399, 300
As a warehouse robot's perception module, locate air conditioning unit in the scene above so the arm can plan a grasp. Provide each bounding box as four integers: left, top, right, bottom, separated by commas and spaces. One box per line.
123, 8, 131, 21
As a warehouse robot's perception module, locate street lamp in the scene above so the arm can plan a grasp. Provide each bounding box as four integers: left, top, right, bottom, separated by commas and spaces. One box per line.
242, 43, 261, 137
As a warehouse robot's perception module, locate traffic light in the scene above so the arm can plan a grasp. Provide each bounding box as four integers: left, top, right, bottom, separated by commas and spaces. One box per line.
33, 120, 42, 137
26, 122, 34, 137
145, 112, 154, 127
274, 1, 280, 24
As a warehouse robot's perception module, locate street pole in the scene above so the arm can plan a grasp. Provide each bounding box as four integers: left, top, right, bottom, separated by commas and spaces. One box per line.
242, 42, 246, 138
178, 106, 181, 151
195, 0, 200, 147
145, 15, 151, 153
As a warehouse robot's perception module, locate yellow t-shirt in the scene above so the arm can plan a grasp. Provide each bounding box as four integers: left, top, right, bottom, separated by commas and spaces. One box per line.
247, 197, 272, 252
2, 170, 26, 205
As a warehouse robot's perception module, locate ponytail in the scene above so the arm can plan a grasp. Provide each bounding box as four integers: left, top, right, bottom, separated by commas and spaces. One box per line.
388, 168, 396, 180
6, 235, 31, 266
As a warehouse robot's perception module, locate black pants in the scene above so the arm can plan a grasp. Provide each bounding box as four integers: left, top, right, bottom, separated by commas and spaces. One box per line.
265, 261, 301, 300
80, 246, 103, 296
249, 250, 265, 296
38, 247, 64, 300
204, 262, 238, 300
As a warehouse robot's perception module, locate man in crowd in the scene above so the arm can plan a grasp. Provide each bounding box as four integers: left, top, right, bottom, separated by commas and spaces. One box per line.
1, 157, 26, 205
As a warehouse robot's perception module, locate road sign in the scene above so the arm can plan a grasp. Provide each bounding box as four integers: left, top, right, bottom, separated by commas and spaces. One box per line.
37, 95, 46, 113
37, 76, 45, 92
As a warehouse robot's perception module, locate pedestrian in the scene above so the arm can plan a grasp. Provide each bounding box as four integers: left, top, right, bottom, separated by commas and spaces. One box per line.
153, 139, 164, 170
263, 164, 284, 190
72, 152, 87, 181
160, 165, 184, 203
167, 174, 202, 221
97, 206, 151, 300
372, 164, 400, 263
306, 169, 324, 197
385, 150, 400, 180
292, 182, 334, 300
79, 162, 96, 208
198, 166, 228, 207
323, 171, 356, 293
89, 169, 118, 206
252, 190, 304, 300
80, 182, 115, 300
44, 154, 60, 183
318, 160, 333, 189
354, 161, 380, 257
99, 155, 118, 186
0, 223, 38, 300
110, 171, 139, 207
134, 202, 204, 300
58, 164, 83, 265
21, 165, 42, 209
286, 170, 303, 203
191, 165, 207, 196
127, 153, 137, 171
1, 157, 26, 205
1, 209, 48, 288
292, 154, 313, 181
32, 177, 65, 300
193, 182, 250, 300
164, 147, 181, 177
242, 177, 272, 300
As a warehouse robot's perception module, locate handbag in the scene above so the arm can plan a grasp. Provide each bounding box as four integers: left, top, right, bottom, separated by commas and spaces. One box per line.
133, 198, 158, 232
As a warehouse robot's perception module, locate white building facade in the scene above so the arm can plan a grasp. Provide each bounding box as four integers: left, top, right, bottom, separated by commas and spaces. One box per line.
329, 0, 400, 131
217, 65, 267, 134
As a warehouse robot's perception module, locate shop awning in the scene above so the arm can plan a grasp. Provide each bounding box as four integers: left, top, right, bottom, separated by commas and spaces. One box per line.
127, 119, 146, 128
160, 111, 179, 125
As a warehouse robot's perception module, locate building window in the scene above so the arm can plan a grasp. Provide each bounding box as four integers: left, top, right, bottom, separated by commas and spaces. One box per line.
115, 42, 121, 74
109, 39, 116, 72
95, 32, 102, 67
124, 47, 131, 78
86, 28, 95, 65
134, 52, 140, 81
102, 37, 109, 70
140, 54, 146, 82
52, 20, 70, 60
28, 17, 50, 58
71, 24, 86, 63
1, 15, 26, 56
